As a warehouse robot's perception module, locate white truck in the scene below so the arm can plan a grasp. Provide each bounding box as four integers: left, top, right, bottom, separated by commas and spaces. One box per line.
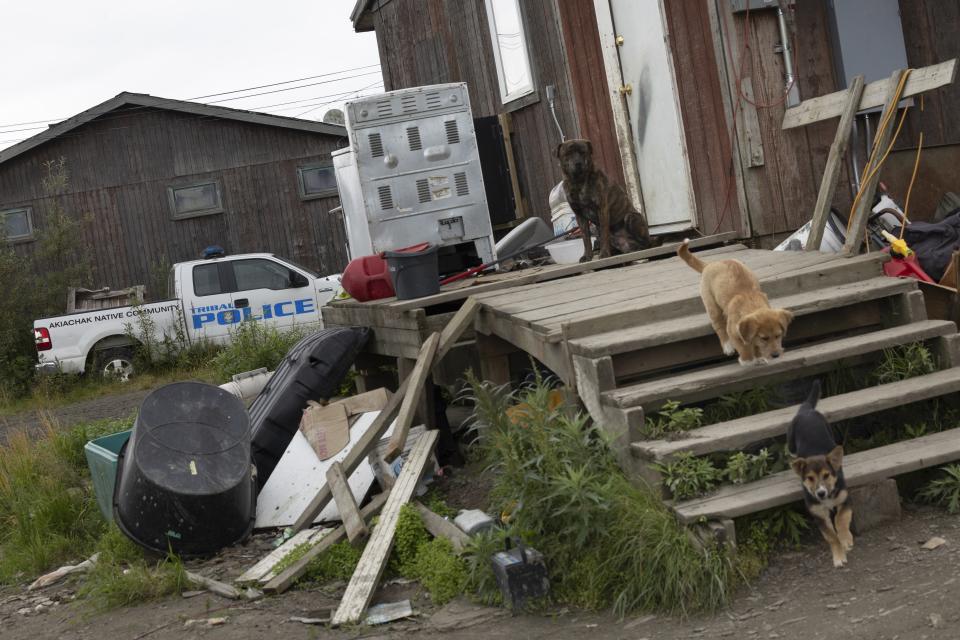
33, 252, 341, 379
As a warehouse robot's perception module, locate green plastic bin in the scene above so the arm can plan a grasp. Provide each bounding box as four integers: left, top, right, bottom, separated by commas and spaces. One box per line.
84, 430, 131, 522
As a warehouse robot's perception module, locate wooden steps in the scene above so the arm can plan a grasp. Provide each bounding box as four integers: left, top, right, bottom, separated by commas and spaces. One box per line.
569, 277, 915, 358
602, 320, 957, 411
632, 367, 960, 461
673, 427, 960, 523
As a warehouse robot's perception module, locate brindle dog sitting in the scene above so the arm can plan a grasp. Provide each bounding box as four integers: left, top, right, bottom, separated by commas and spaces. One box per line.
557, 139, 655, 261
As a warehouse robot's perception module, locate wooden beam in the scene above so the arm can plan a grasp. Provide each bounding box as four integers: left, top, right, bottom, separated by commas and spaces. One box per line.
383, 333, 439, 462
807, 75, 865, 252
326, 462, 368, 544
235, 527, 330, 586
331, 430, 439, 627
782, 59, 957, 129
291, 298, 479, 532
498, 112, 527, 219
843, 69, 907, 255
263, 492, 388, 594
411, 501, 471, 554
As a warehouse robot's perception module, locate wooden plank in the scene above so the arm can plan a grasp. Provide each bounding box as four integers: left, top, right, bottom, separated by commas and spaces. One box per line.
411, 501, 471, 554
264, 493, 388, 595
376, 233, 739, 312
332, 430, 439, 627
604, 320, 956, 410
292, 298, 479, 532
782, 59, 957, 129
807, 76, 865, 252
236, 527, 330, 586
739, 77, 765, 167
675, 426, 960, 523
570, 276, 914, 358
843, 69, 907, 255
327, 462, 368, 543
635, 367, 960, 461
384, 333, 440, 462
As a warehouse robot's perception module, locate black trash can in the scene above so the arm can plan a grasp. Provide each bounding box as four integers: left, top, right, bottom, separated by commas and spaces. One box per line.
384, 243, 440, 300
113, 382, 255, 557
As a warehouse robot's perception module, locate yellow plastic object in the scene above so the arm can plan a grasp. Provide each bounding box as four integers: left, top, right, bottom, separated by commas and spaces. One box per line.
881, 229, 912, 258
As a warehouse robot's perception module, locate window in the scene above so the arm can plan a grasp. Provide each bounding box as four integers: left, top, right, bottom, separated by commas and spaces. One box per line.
297, 165, 337, 200
484, 0, 534, 104
233, 259, 296, 291
192, 263, 223, 296
2, 207, 34, 242
167, 181, 224, 219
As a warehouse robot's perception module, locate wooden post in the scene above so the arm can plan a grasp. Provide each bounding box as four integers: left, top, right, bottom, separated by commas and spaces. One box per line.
476, 333, 514, 386
807, 75, 865, 252
843, 69, 906, 255
498, 113, 527, 220
384, 333, 440, 462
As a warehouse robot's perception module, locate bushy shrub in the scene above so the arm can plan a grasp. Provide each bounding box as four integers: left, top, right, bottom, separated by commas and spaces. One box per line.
465, 373, 733, 616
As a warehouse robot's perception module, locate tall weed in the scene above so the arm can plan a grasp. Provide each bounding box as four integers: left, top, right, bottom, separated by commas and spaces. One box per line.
210, 321, 307, 382
465, 372, 733, 616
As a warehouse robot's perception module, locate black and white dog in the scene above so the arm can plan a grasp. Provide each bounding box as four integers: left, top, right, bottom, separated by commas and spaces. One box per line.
787, 380, 853, 567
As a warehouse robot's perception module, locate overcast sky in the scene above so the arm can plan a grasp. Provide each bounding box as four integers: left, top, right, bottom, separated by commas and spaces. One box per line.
0, 0, 381, 151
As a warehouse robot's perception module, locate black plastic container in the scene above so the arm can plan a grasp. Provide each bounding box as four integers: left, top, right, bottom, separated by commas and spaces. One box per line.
248, 327, 370, 488
113, 382, 254, 557
385, 243, 440, 300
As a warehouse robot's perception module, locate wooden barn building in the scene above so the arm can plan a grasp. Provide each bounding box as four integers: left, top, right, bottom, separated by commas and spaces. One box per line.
350, 0, 960, 243
0, 92, 350, 295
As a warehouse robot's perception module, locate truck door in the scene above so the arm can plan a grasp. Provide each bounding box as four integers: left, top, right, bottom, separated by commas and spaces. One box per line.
229, 257, 320, 331
187, 261, 239, 344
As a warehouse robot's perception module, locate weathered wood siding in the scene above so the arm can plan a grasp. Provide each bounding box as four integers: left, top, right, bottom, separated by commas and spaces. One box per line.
370, 0, 579, 223
556, 0, 623, 187
0, 107, 349, 295
663, 0, 744, 235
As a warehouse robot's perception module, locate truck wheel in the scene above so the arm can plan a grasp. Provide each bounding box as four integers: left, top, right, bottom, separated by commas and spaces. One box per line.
97, 347, 136, 382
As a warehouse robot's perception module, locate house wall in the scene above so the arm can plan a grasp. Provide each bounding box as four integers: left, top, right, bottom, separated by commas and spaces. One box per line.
0, 107, 349, 296
368, 0, 584, 223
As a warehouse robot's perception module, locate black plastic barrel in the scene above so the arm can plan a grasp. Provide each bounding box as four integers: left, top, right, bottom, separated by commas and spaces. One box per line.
248, 327, 370, 489
385, 244, 440, 300
113, 382, 254, 557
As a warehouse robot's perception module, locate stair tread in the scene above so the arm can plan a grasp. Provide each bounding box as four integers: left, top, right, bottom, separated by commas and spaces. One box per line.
674, 427, 960, 523
633, 367, 960, 461
570, 277, 915, 358
603, 320, 957, 410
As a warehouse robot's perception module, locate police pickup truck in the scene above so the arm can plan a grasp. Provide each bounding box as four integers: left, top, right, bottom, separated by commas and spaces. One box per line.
33, 252, 341, 379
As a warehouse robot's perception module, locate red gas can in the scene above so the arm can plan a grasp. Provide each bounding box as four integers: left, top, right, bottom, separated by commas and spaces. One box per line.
341, 254, 395, 302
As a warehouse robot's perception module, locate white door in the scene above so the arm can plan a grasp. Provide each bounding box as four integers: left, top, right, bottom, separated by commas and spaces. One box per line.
609, 0, 696, 232
186, 261, 240, 344
230, 257, 320, 331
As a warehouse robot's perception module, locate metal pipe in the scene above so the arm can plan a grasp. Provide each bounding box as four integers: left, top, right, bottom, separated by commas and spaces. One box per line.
776, 6, 800, 107
219, 368, 273, 402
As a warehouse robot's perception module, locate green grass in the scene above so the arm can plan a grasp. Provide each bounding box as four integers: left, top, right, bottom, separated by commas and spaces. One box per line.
0, 366, 218, 417
0, 413, 187, 610
465, 372, 733, 616
918, 464, 960, 514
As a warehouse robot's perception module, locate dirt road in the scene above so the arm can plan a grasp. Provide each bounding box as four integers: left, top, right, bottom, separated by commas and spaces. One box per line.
2, 504, 957, 639
0, 388, 148, 442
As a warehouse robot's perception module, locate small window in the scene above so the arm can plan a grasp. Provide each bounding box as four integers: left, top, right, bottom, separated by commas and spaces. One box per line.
192, 263, 223, 296
233, 259, 295, 291
2, 207, 34, 242
484, 0, 534, 104
297, 165, 337, 200
167, 181, 224, 219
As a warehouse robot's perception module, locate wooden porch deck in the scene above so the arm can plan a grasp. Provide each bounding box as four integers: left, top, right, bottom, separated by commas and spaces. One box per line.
325, 240, 960, 538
